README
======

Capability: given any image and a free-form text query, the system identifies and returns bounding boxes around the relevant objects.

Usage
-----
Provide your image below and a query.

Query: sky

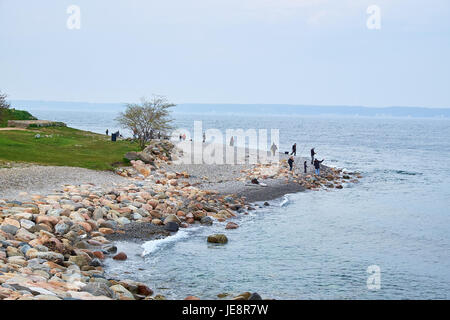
[0,0,449,107]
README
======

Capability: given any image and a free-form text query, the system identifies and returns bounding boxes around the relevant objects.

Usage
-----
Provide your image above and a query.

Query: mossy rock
[207,234,228,244]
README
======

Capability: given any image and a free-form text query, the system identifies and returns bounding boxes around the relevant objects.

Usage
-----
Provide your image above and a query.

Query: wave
[280,196,290,207]
[141,227,199,257]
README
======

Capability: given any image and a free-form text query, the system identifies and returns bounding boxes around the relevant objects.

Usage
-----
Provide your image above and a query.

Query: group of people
[287,145,325,176]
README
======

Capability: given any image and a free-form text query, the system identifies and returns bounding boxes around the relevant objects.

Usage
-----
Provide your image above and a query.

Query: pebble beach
[0,141,360,300]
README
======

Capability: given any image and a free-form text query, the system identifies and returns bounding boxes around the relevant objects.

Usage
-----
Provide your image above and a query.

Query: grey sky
[0,0,449,107]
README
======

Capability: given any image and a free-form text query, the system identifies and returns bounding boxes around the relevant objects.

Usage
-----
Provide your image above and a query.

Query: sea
[25,106,450,299]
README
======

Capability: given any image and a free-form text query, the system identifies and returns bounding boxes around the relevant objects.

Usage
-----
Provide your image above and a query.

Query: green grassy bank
[0,108,37,127]
[0,126,139,170]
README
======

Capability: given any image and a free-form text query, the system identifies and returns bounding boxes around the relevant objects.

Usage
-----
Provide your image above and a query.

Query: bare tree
[0,91,11,123]
[116,95,175,149]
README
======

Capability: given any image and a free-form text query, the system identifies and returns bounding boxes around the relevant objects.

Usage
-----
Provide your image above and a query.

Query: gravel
[0,165,131,201]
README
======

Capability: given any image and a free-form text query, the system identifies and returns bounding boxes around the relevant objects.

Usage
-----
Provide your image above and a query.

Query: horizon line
[9,98,450,110]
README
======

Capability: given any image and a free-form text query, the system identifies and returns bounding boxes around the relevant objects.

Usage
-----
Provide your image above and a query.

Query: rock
[264,202,270,206]
[20,219,35,231]
[110,284,134,300]
[93,251,105,260]
[113,252,127,261]
[89,258,103,267]
[1,224,18,235]
[117,217,131,225]
[15,228,37,242]
[151,219,162,225]
[93,208,105,220]
[164,222,179,232]
[6,246,23,257]
[200,216,213,226]
[99,228,114,235]
[234,292,252,300]
[104,245,117,254]
[225,222,239,230]
[207,234,228,244]
[249,292,262,300]
[54,222,69,235]
[69,254,92,267]
[185,296,200,300]
[124,152,140,161]
[137,285,153,296]
[163,214,181,225]
[36,252,64,263]
[82,282,115,298]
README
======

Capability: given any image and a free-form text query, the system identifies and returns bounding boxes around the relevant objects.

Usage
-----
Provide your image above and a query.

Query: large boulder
[207,234,228,244]
[163,214,181,225]
[164,222,179,232]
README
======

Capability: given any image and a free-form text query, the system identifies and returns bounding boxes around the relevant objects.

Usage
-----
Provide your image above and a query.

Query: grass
[0,126,140,170]
[0,108,37,127]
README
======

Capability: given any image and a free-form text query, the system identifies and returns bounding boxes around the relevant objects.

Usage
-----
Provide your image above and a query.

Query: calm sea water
[29,108,450,299]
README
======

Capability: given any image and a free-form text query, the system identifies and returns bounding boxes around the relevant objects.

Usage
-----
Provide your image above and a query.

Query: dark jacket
[311,149,316,157]
[313,159,323,169]
[288,158,294,167]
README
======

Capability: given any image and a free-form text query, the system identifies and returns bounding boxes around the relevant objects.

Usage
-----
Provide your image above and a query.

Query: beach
[0,140,353,300]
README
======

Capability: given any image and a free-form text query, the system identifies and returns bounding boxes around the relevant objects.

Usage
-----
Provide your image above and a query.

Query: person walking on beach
[270,142,278,156]
[230,136,234,146]
[105,129,109,136]
[291,143,297,156]
[288,156,294,171]
[203,132,206,143]
[304,161,308,174]
[313,158,324,175]
[311,148,316,164]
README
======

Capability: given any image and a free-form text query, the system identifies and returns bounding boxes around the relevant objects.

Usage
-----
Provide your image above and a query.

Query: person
[179,134,182,141]
[291,143,297,156]
[203,132,206,143]
[313,158,324,175]
[182,133,186,141]
[311,148,316,164]
[230,136,234,146]
[288,156,294,171]
[158,132,161,140]
[270,142,278,156]
[304,161,308,174]
[105,129,109,136]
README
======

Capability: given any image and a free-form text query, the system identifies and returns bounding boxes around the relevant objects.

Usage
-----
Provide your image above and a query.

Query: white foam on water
[280,195,290,207]
[141,227,200,257]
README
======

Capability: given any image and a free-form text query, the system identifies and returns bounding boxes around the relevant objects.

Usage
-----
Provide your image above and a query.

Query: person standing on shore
[270,142,278,156]
[230,136,234,146]
[291,143,297,156]
[311,148,316,164]
[313,158,324,175]
[288,156,294,171]
[105,129,109,136]
[304,161,308,174]
[203,132,206,143]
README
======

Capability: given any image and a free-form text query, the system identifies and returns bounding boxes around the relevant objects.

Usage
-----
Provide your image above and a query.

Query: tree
[116,95,175,149]
[0,91,11,123]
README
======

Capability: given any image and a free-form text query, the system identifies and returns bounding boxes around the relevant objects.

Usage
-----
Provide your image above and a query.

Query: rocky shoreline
[0,141,361,300]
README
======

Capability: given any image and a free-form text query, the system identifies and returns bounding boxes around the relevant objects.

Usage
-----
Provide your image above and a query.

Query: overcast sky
[0,0,449,107]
